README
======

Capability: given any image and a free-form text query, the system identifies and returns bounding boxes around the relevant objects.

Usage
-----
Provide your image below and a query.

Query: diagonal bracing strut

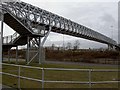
[27,26,52,65]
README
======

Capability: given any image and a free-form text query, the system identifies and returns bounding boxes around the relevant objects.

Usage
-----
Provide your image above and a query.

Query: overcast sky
[2,0,119,49]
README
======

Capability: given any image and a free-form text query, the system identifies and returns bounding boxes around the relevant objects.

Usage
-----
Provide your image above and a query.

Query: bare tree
[66,42,72,50]
[74,40,80,50]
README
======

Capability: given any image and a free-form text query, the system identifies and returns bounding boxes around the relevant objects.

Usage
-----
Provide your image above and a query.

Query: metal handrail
[2,3,45,36]
[3,32,19,44]
[1,63,120,88]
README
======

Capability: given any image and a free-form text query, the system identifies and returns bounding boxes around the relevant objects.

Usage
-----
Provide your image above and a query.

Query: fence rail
[1,63,120,89]
[3,32,19,44]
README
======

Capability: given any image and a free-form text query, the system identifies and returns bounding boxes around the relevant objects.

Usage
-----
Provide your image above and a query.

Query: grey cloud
[36,1,118,47]
[99,13,118,41]
[100,13,116,24]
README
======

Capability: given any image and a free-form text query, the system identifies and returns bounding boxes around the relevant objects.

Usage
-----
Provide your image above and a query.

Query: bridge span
[0,1,120,64]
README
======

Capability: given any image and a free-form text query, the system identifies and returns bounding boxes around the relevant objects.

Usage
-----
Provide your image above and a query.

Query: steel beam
[38,37,41,64]
[41,26,51,46]
[27,36,30,64]
[108,44,113,50]
[0,13,4,63]
[16,46,18,64]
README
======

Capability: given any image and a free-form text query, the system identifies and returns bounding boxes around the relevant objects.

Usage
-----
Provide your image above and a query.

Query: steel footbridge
[0,1,119,63]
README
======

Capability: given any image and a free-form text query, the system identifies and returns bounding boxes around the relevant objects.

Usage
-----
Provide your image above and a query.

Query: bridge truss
[0,1,119,64]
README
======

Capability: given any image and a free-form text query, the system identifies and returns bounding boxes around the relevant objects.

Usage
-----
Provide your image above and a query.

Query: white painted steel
[1,63,119,89]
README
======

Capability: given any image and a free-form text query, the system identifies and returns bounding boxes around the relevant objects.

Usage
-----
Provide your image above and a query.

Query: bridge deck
[1,1,120,51]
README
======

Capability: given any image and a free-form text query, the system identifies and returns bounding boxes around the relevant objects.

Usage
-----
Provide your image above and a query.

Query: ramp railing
[3,32,19,44]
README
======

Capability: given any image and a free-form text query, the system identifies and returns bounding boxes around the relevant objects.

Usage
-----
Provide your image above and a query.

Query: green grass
[2,61,119,89]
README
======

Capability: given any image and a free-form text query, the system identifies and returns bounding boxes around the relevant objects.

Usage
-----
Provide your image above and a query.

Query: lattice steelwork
[1,1,118,46]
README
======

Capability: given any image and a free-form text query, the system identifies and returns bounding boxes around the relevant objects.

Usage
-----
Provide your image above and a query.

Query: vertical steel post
[0,13,4,62]
[89,69,92,88]
[18,66,20,89]
[42,68,44,89]
[40,26,52,64]
[16,46,18,64]
[27,36,30,64]
[38,37,41,64]
[108,44,113,50]
[108,45,110,50]
[8,50,10,63]
[0,11,4,90]
[11,35,12,43]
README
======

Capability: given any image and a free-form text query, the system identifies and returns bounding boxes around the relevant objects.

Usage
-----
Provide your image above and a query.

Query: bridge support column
[0,13,4,63]
[26,36,30,64]
[26,37,43,65]
[39,26,52,64]
[108,44,114,50]
[0,13,3,90]
[38,37,42,64]
[26,26,51,65]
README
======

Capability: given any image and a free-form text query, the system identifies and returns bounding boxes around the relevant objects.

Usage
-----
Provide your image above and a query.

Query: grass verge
[2,61,119,89]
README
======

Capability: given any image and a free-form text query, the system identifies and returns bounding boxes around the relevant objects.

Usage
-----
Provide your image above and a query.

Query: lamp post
[0,8,4,90]
[111,25,113,39]
[0,13,4,63]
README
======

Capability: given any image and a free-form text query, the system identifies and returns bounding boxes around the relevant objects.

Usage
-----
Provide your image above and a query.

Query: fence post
[11,35,12,43]
[42,68,44,89]
[89,69,92,88]
[18,66,21,89]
